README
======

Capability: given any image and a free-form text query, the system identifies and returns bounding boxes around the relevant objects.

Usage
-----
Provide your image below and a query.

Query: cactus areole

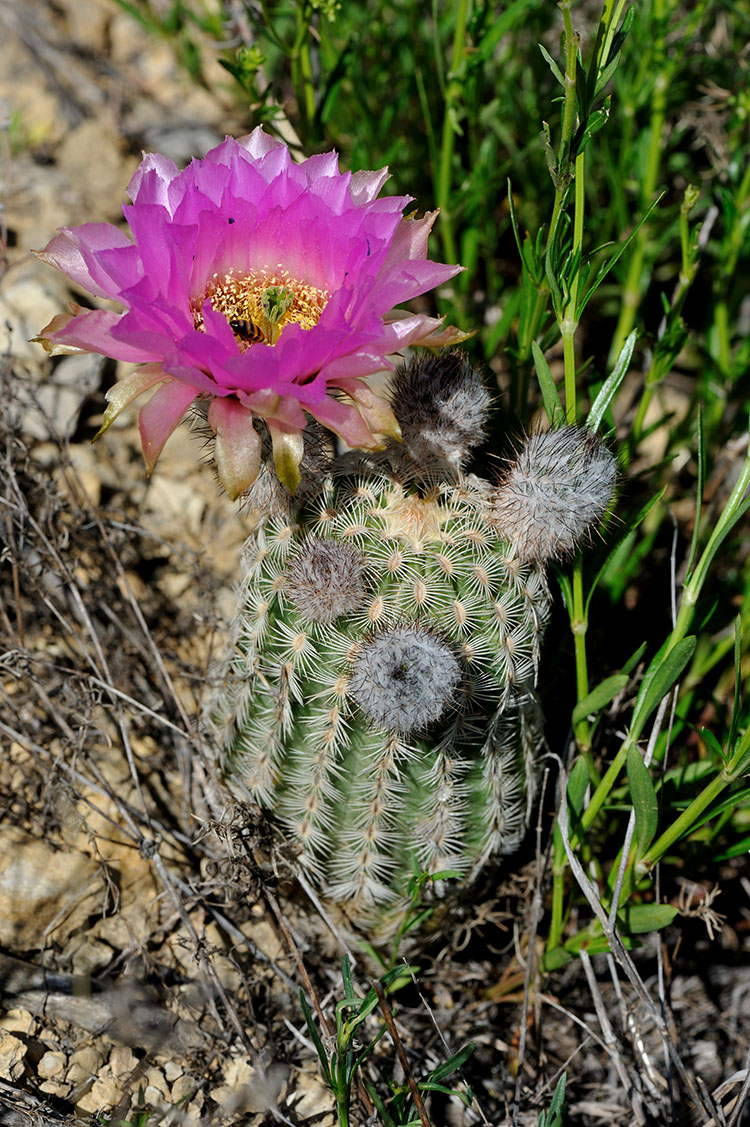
[210,352,616,927]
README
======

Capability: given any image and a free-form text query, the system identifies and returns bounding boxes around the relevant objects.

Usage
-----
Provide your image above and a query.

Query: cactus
[208,353,616,927]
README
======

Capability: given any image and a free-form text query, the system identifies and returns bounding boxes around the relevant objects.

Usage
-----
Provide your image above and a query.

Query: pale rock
[38,1050,66,1079]
[66,1045,104,1086]
[291,1065,333,1120]
[164,1059,183,1082]
[40,1077,73,1098]
[143,1085,168,1107]
[68,937,115,976]
[76,1073,123,1114]
[0,826,102,948]
[22,353,103,442]
[109,1045,139,1081]
[144,1068,170,1098]
[171,1074,195,1103]
[0,1034,27,1081]
[0,259,71,364]
[56,118,137,220]
[0,1008,36,1035]
[209,1057,285,1114]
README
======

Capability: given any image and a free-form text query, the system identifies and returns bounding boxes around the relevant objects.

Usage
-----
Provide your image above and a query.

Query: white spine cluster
[350,625,461,734]
[492,426,617,561]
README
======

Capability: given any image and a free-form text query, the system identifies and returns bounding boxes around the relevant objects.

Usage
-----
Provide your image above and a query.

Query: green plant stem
[292,3,316,139]
[713,157,750,375]
[575,435,750,842]
[436,0,470,265]
[548,1,580,243]
[608,0,666,365]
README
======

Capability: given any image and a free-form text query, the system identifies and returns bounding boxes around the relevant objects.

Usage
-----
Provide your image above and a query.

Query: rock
[291,1064,333,1120]
[66,1045,104,1086]
[0,826,103,949]
[0,1009,36,1035]
[38,1050,66,1078]
[76,1072,123,1114]
[0,1034,27,1081]
[109,1045,138,1081]
[164,1060,183,1082]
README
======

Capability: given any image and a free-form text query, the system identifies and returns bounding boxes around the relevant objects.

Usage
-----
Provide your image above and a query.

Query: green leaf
[538,1072,567,1127]
[700,727,728,767]
[299,991,332,1086]
[713,833,750,861]
[538,42,565,87]
[627,746,659,859]
[572,673,629,726]
[532,341,565,425]
[685,407,706,579]
[365,1081,396,1127]
[587,329,636,432]
[567,756,590,818]
[622,640,648,677]
[632,636,697,736]
[574,95,612,156]
[427,1042,476,1083]
[616,903,678,935]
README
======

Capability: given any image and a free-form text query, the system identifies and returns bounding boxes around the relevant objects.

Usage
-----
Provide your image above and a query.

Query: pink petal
[379,312,472,352]
[138,380,201,474]
[349,168,390,205]
[36,225,136,299]
[307,395,383,449]
[33,312,89,356]
[93,364,171,441]
[46,308,159,362]
[207,398,262,499]
[126,153,180,209]
[236,127,287,160]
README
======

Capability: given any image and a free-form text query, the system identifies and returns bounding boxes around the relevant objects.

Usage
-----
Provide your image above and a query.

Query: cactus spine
[209,353,615,926]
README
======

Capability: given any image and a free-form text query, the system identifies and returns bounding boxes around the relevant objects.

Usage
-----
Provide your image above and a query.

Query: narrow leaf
[572,673,629,726]
[427,1042,476,1083]
[532,341,565,425]
[616,903,678,934]
[588,329,636,432]
[627,746,659,859]
[622,640,648,677]
[685,407,706,578]
[538,42,565,87]
[632,636,697,735]
[299,991,332,1085]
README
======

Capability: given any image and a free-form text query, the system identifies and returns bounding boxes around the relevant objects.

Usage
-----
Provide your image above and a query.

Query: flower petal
[138,380,201,474]
[307,395,384,449]
[33,312,89,356]
[93,364,172,441]
[343,381,402,442]
[207,398,262,499]
[45,308,160,362]
[35,225,137,299]
[268,422,305,493]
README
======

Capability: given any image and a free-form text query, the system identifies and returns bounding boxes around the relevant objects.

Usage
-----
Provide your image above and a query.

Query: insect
[229,318,266,345]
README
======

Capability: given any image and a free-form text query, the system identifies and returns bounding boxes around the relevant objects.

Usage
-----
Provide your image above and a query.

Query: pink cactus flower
[35,129,465,497]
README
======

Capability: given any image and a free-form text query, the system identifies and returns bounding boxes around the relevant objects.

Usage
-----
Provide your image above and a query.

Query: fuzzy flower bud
[286,539,368,623]
[492,426,617,562]
[389,350,491,475]
[350,625,461,734]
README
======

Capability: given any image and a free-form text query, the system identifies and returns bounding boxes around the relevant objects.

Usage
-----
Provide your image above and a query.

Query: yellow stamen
[192,267,329,349]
